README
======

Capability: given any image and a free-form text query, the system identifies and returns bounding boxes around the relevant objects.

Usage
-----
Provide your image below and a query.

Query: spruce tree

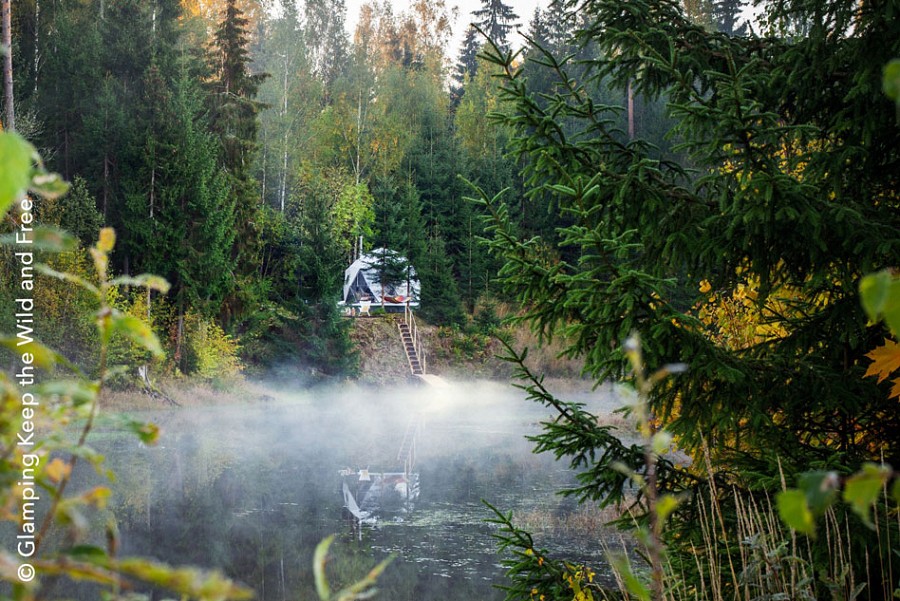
[123,64,234,317]
[477,0,900,595]
[544,1,575,54]
[525,8,548,48]
[208,0,267,321]
[712,0,747,36]
[209,0,266,176]
[36,176,103,246]
[419,229,464,326]
[294,173,357,375]
[471,0,519,51]
[452,25,480,101]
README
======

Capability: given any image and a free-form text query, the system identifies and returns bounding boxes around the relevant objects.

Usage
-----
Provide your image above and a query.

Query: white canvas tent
[340,248,420,310]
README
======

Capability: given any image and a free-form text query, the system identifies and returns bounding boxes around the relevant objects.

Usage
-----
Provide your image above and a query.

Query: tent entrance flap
[340,248,421,308]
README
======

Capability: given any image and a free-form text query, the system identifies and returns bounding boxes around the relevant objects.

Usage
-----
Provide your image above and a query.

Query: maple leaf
[863,339,900,384]
[892,378,900,401]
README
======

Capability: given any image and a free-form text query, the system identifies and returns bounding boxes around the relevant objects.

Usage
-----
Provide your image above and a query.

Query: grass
[100,377,277,412]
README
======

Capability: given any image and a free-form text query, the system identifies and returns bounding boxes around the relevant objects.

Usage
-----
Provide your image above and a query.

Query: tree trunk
[279,53,289,211]
[355,90,363,184]
[149,165,155,218]
[280,141,287,211]
[627,80,634,140]
[103,153,110,217]
[260,125,267,205]
[2,0,15,131]
[32,0,38,95]
[175,308,184,369]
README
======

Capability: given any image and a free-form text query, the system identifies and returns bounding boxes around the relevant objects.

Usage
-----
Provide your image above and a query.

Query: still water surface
[65,380,621,600]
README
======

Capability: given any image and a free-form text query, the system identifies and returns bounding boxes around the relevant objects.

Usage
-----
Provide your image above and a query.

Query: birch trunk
[33,0,38,94]
[2,0,14,131]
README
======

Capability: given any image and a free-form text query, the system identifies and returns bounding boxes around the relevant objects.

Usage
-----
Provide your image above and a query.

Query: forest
[0,0,560,378]
[1,0,900,599]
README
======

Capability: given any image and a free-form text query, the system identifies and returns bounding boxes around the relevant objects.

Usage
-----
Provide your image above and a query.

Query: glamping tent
[340,248,420,312]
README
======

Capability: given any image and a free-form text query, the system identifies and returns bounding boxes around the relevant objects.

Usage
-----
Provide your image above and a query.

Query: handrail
[403,303,427,375]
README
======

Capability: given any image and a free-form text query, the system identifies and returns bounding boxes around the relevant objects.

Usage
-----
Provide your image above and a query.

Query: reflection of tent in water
[340,248,420,311]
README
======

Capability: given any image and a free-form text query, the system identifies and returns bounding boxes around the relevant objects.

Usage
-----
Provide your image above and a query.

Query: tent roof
[342,248,420,304]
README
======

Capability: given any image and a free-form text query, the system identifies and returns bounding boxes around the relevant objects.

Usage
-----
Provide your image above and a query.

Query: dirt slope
[348,315,511,385]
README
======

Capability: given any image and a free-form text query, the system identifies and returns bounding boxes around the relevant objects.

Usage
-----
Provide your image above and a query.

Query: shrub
[182,311,242,380]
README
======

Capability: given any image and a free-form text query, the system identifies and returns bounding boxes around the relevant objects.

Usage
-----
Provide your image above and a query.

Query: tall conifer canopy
[453,25,481,98]
[209,0,266,173]
[471,0,519,51]
[478,0,900,491]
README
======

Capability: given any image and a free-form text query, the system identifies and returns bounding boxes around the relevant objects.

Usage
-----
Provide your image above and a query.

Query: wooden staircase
[399,305,426,376]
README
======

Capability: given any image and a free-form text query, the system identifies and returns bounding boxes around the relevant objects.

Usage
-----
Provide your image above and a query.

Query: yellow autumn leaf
[863,339,900,384]
[45,458,72,484]
[81,486,112,509]
[891,378,900,401]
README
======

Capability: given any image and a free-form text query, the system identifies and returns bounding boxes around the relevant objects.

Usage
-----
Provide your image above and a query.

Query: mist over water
[57,379,624,600]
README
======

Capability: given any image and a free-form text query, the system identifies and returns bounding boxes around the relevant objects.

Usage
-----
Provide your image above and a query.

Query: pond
[44,379,628,600]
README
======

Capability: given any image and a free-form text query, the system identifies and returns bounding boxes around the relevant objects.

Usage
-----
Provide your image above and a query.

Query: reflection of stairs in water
[397,414,423,476]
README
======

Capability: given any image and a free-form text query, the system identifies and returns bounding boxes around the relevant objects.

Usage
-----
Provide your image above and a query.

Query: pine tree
[209,0,266,176]
[471,0,519,51]
[123,64,234,316]
[452,25,480,101]
[544,1,576,54]
[208,0,267,322]
[477,0,900,594]
[418,229,464,326]
[525,7,548,48]
[712,0,747,36]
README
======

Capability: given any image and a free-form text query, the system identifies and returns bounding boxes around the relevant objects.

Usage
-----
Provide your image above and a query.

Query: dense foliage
[474,0,900,598]
[1,0,602,378]
[3,0,900,597]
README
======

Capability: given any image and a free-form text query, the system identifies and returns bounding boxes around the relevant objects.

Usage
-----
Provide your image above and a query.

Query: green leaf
[609,553,651,601]
[0,226,79,252]
[656,493,680,528]
[651,431,673,456]
[843,463,891,526]
[29,172,70,199]
[109,273,171,294]
[32,226,79,252]
[776,489,816,536]
[0,132,34,215]
[860,271,892,320]
[125,419,160,445]
[35,263,100,295]
[860,270,900,336]
[109,311,163,358]
[35,380,98,406]
[335,555,394,600]
[797,471,839,516]
[891,477,900,505]
[0,338,61,370]
[63,545,109,563]
[314,535,334,600]
[115,559,253,600]
[884,59,900,102]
